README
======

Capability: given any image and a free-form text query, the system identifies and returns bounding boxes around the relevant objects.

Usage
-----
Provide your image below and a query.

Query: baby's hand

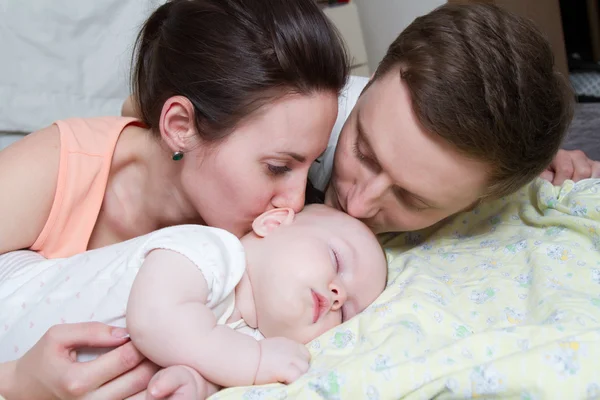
[144,365,216,400]
[254,337,311,385]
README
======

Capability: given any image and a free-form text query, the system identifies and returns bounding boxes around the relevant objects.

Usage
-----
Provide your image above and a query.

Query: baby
[0,204,387,398]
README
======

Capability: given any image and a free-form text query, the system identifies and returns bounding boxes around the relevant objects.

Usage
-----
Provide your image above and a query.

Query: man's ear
[158,95,198,153]
[252,208,296,237]
[462,198,481,213]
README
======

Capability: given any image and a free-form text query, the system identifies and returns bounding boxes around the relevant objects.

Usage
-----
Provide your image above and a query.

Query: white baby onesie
[0,225,263,363]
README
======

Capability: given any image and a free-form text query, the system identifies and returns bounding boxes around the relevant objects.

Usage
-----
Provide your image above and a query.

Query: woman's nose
[271,176,307,212]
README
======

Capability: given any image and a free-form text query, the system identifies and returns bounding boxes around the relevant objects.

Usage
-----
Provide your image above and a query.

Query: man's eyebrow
[356,111,368,145]
[356,112,377,158]
[277,152,306,163]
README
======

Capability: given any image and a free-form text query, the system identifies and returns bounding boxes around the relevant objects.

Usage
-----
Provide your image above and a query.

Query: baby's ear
[252,208,295,237]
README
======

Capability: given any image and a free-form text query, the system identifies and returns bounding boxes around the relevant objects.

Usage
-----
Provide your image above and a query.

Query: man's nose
[346,175,389,219]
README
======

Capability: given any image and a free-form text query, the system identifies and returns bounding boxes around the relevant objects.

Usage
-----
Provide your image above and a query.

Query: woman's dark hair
[132,0,349,140]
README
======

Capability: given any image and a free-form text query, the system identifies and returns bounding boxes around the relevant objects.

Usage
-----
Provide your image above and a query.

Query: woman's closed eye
[267,164,291,175]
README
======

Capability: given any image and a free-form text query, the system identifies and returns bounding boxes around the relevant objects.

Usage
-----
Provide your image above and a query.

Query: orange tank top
[30,117,141,258]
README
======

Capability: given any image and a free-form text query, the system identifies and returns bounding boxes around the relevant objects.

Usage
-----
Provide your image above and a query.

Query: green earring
[172,151,184,161]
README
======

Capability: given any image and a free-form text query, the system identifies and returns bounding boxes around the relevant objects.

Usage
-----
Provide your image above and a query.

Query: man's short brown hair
[372,3,574,198]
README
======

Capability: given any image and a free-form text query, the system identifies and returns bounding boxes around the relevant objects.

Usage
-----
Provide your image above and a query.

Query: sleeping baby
[0,204,387,399]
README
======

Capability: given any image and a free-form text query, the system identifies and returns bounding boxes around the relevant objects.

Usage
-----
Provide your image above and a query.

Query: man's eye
[352,140,366,161]
[407,201,428,212]
[393,187,429,212]
[353,139,380,172]
[267,164,291,175]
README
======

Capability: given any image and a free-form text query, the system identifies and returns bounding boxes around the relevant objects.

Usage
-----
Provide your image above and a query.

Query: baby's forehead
[298,212,361,235]
[300,205,359,225]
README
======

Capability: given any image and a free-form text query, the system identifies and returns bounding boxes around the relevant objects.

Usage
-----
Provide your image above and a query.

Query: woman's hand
[1,322,159,400]
[541,149,600,185]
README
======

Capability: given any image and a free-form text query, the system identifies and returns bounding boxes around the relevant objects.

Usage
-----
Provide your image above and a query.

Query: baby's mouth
[312,290,330,323]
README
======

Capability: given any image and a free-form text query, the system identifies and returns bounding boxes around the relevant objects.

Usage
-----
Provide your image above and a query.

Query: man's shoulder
[308,75,369,193]
[334,75,369,139]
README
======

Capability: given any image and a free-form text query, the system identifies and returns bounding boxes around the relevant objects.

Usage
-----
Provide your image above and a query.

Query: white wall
[0,0,162,132]
[354,0,445,73]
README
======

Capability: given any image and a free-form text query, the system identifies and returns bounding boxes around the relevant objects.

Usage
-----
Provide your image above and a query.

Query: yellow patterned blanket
[214,178,600,399]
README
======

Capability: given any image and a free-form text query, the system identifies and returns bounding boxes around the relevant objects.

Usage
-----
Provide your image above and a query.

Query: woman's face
[182,92,338,237]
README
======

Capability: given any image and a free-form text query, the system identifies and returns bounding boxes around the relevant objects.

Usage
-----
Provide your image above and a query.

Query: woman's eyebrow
[276,151,306,162]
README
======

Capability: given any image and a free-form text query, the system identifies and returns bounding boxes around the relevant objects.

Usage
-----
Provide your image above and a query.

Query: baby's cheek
[321,315,342,335]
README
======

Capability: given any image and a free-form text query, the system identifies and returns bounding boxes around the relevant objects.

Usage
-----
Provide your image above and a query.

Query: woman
[0,0,348,398]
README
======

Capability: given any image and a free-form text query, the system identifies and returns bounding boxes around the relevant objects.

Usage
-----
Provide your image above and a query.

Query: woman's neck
[108,126,204,233]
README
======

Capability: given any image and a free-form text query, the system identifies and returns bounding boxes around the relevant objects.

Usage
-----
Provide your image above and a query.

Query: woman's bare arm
[0,125,60,254]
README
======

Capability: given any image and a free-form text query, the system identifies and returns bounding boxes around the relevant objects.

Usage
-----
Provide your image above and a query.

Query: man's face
[325,71,490,233]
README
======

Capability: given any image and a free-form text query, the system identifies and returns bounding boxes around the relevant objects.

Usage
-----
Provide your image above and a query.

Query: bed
[213,178,600,399]
[2,3,600,398]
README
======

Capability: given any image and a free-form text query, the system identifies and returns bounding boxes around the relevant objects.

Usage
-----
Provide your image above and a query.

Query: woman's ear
[252,208,296,237]
[158,95,198,152]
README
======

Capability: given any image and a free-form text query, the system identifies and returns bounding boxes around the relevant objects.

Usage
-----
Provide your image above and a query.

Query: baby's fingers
[146,367,190,399]
[281,361,309,384]
[299,345,311,361]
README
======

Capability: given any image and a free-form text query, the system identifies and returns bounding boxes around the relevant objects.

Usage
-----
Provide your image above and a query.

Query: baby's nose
[329,283,347,310]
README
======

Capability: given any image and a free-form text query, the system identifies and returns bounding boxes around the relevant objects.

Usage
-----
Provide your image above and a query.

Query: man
[308,3,600,233]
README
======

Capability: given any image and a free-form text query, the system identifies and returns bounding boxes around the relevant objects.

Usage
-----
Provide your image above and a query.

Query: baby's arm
[126,249,261,388]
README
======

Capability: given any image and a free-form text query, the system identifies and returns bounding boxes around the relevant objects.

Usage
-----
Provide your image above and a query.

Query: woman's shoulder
[54,116,142,153]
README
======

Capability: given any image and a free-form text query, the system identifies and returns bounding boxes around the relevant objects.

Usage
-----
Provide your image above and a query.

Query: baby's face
[243,204,387,344]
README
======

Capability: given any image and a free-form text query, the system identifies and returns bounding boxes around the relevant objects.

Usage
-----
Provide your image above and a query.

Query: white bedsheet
[0,0,165,132]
